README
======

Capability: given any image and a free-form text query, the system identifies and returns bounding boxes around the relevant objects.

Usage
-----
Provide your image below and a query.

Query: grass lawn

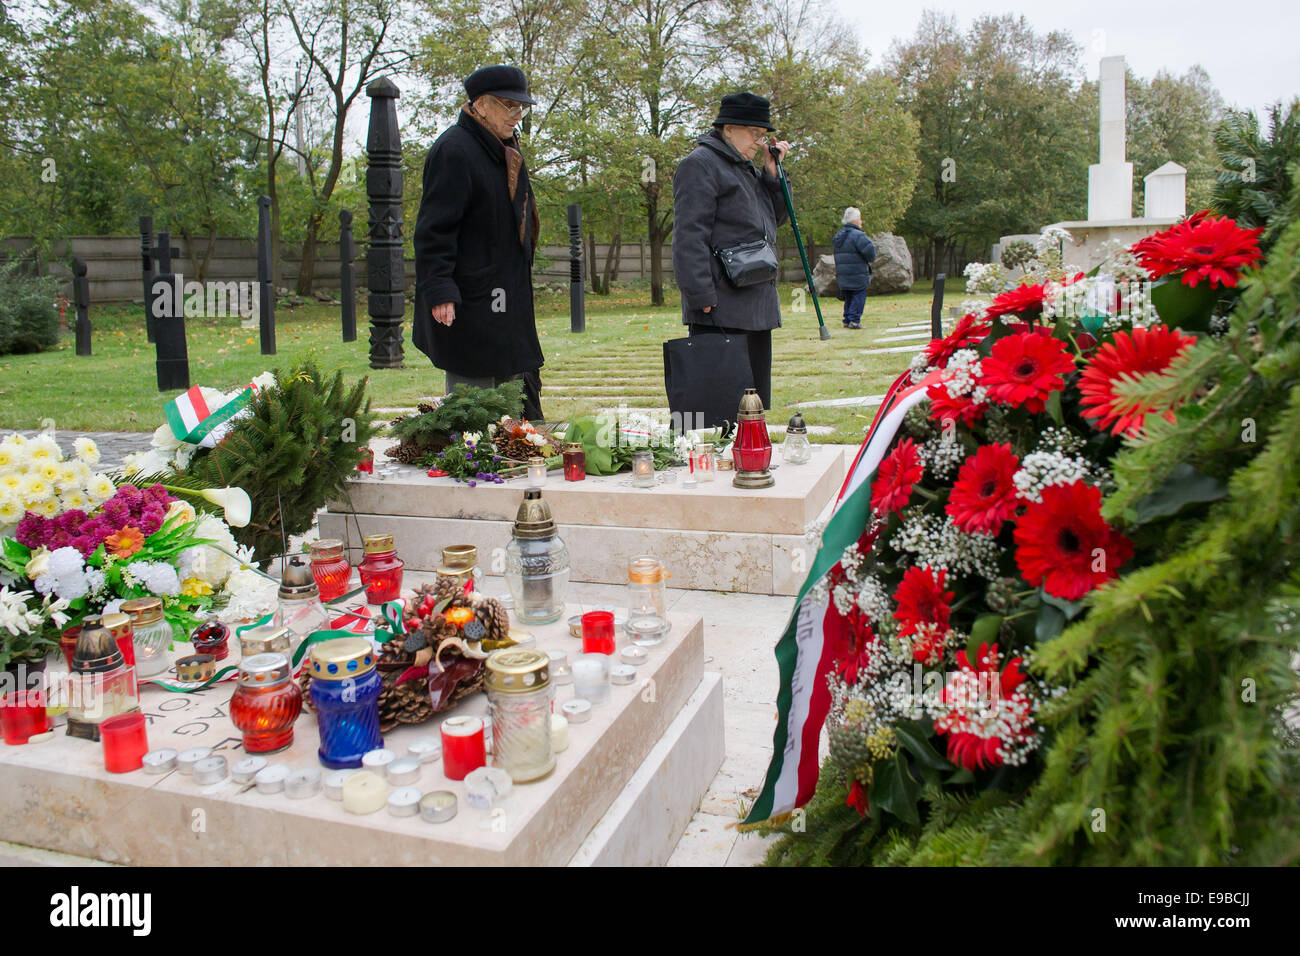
[0,283,936,444]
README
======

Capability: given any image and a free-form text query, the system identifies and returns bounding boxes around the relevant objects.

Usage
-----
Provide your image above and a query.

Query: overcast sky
[835,0,1300,118]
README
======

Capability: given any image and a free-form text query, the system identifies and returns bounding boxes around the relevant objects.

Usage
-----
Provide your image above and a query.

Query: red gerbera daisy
[933,643,1033,771]
[924,313,990,367]
[1077,324,1197,436]
[893,565,953,637]
[1013,480,1134,600]
[1131,211,1265,288]
[926,382,988,427]
[946,443,1021,534]
[871,437,924,515]
[984,273,1084,323]
[978,329,1076,413]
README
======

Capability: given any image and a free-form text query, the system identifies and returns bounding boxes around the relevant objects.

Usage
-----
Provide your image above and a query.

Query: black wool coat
[672,130,789,331]
[413,110,543,378]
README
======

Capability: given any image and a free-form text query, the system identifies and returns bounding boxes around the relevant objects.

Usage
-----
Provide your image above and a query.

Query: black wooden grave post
[340,208,357,342]
[140,216,155,342]
[257,195,276,355]
[930,273,946,339]
[365,77,405,368]
[568,203,585,333]
[73,257,91,356]
[151,270,190,391]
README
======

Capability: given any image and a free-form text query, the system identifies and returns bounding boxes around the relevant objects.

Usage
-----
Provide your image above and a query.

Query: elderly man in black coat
[413,65,545,420]
[672,92,792,409]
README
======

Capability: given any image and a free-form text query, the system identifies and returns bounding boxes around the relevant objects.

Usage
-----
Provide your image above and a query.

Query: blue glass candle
[307,637,383,769]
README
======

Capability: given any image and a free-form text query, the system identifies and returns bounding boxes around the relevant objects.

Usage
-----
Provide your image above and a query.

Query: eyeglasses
[490,96,529,117]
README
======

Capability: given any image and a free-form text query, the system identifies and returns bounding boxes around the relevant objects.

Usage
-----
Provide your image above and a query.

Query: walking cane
[769,145,831,341]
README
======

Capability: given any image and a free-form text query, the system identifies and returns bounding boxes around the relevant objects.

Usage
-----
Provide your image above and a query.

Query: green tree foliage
[1210,100,1300,252]
[185,362,377,563]
[1126,65,1224,213]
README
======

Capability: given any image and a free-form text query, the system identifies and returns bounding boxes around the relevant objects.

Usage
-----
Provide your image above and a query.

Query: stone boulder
[810,233,914,298]
[866,232,913,295]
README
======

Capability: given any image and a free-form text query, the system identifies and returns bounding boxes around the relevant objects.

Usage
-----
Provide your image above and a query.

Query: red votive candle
[191,621,231,662]
[357,447,375,474]
[440,716,486,781]
[1,689,51,745]
[581,611,616,655]
[100,712,149,772]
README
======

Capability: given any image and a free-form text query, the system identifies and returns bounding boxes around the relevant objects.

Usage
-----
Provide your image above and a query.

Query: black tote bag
[662,333,754,432]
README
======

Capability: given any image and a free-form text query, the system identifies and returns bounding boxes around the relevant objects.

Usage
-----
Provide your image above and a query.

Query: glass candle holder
[505,491,569,626]
[60,624,81,670]
[631,449,655,488]
[732,388,775,489]
[100,612,137,681]
[485,648,555,783]
[308,638,383,769]
[358,533,404,604]
[100,712,149,773]
[437,545,482,592]
[526,457,547,489]
[441,716,487,781]
[626,555,670,646]
[275,557,331,659]
[781,413,812,464]
[580,611,616,655]
[309,539,352,602]
[1,689,51,745]
[562,442,586,482]
[231,653,303,754]
[357,447,375,474]
[120,597,173,679]
[693,443,716,483]
[190,620,231,662]
[571,653,611,706]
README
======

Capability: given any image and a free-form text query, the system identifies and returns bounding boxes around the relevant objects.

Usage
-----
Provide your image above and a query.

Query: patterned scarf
[464,108,539,257]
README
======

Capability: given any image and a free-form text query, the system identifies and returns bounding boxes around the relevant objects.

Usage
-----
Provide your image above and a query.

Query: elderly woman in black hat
[413,65,546,420]
[672,92,792,409]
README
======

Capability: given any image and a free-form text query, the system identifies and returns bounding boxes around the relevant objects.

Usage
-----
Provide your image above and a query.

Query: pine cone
[487,599,510,642]
[434,574,462,605]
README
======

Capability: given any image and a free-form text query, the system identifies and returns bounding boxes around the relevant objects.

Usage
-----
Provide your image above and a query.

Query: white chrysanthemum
[121,448,174,479]
[177,514,239,588]
[0,498,22,525]
[87,473,115,502]
[26,435,61,464]
[59,490,89,512]
[73,437,101,465]
[83,568,107,597]
[217,567,278,623]
[124,560,181,597]
[0,445,16,471]
[20,472,51,501]
[47,547,84,578]
[149,422,183,453]
[27,497,58,517]
[36,460,61,483]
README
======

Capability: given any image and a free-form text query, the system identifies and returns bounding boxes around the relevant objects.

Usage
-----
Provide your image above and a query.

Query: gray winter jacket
[672,130,790,331]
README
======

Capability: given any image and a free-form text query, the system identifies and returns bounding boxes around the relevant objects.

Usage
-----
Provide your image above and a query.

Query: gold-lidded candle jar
[437,545,480,590]
[120,597,173,678]
[230,652,302,754]
[626,554,671,646]
[308,538,352,602]
[358,533,404,604]
[484,647,555,783]
[239,623,292,660]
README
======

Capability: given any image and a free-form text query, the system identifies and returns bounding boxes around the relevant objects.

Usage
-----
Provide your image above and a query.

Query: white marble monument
[1088,56,1135,221]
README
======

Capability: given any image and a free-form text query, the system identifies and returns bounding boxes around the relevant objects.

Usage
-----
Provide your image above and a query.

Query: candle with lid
[526,456,547,489]
[100,613,138,697]
[358,533,404,604]
[731,388,775,489]
[238,624,291,660]
[485,647,555,783]
[119,597,173,678]
[190,620,231,661]
[504,490,569,625]
[437,545,481,590]
[562,442,586,482]
[781,412,812,464]
[66,618,139,741]
[275,557,331,658]
[308,637,383,769]
[230,652,302,754]
[625,555,670,646]
[308,538,352,602]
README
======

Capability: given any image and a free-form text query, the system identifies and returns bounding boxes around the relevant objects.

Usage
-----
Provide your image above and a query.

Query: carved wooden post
[257,195,276,355]
[340,208,357,343]
[365,77,405,368]
[73,257,91,356]
[152,271,190,391]
[140,216,156,342]
[930,273,946,339]
[568,204,585,333]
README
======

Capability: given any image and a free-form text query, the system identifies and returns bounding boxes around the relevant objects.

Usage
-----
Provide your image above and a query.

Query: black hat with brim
[465,65,537,106]
[712,92,776,131]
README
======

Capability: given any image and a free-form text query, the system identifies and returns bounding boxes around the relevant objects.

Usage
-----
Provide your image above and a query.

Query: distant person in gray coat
[833,207,876,330]
[672,92,792,409]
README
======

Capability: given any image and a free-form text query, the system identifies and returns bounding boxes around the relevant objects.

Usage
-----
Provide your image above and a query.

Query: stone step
[859,344,923,355]
[796,394,886,409]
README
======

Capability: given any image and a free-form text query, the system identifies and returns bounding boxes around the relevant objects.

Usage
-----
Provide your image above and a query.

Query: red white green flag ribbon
[743,367,943,827]
[164,384,257,446]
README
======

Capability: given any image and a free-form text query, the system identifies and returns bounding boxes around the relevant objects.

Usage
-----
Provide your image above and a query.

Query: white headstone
[1144,161,1187,219]
[1087,55,1134,221]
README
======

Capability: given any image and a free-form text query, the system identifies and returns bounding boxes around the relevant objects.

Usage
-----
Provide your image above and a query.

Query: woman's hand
[764,137,791,177]
[432,302,456,326]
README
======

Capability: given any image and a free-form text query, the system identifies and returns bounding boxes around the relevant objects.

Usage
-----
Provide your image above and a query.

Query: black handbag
[713,237,779,288]
[663,333,754,432]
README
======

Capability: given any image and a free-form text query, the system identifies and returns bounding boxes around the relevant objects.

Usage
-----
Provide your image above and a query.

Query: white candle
[254,764,290,794]
[551,714,569,753]
[572,653,610,704]
[387,786,422,817]
[620,646,648,666]
[323,769,356,801]
[387,757,421,786]
[286,768,322,799]
[342,770,387,815]
[408,738,441,764]
[562,698,592,723]
[232,755,268,784]
[464,766,513,810]
[362,748,396,776]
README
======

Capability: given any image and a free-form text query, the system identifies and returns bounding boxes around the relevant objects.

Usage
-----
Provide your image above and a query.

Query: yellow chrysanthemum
[0,447,13,471]
[26,497,58,517]
[0,498,22,524]
[73,437,101,465]
[180,577,213,597]
[1,474,21,495]
[87,474,115,501]
[27,436,60,464]
[37,461,61,482]
[8,434,28,447]
[20,474,51,501]
[60,490,88,511]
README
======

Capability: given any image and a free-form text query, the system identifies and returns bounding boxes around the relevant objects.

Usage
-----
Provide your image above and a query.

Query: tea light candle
[610,664,637,685]
[567,615,584,638]
[553,664,572,685]
[232,755,268,784]
[324,769,356,801]
[420,790,457,823]
[526,457,547,489]
[193,755,229,785]
[176,747,212,775]
[571,653,610,705]
[143,749,178,774]
[387,757,421,786]
[408,738,441,764]
[387,786,422,817]
[551,714,569,753]
[255,764,290,793]
[362,748,396,776]
[342,770,387,815]
[620,646,648,666]
[464,766,513,810]
[631,449,654,488]
[286,768,322,799]
[562,698,592,723]
[440,716,486,781]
